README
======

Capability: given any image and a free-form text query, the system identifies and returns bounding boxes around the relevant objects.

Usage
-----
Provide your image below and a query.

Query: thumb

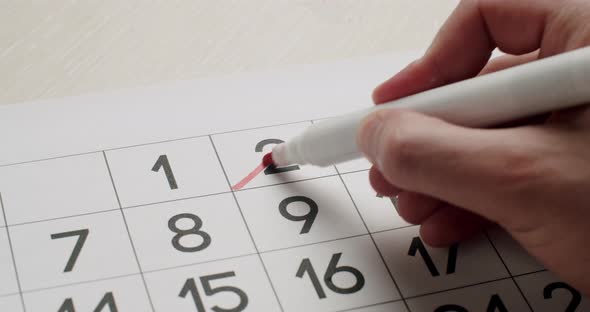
[357,108,548,224]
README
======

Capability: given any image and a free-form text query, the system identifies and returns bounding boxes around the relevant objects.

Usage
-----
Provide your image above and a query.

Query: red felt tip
[262,152,274,167]
[231,152,274,191]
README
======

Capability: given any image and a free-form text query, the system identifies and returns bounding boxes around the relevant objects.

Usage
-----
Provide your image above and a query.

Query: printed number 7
[51,229,89,272]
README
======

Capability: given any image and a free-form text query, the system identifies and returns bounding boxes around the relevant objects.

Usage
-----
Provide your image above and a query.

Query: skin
[357,0,590,296]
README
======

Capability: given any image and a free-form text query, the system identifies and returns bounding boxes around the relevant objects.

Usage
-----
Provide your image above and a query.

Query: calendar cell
[487,225,543,275]
[341,171,410,233]
[0,153,118,225]
[9,211,139,291]
[23,275,152,312]
[261,235,399,312]
[235,176,367,252]
[211,122,337,189]
[406,279,530,311]
[516,270,589,311]
[105,137,229,208]
[124,193,256,271]
[374,227,508,298]
[336,158,372,174]
[0,231,19,296]
[145,254,281,312]
[311,118,372,174]
[348,301,407,312]
[0,294,23,312]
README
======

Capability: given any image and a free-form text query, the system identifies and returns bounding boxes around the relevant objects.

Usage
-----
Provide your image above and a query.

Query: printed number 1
[152,154,178,189]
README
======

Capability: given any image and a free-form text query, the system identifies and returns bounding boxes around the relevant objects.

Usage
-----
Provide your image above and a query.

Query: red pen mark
[232,153,274,191]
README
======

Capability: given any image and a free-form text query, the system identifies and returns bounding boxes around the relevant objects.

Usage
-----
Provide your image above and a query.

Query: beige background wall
[0,1,458,105]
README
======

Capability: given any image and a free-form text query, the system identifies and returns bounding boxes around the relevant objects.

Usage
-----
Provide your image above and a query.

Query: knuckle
[495,148,551,193]
[377,111,425,178]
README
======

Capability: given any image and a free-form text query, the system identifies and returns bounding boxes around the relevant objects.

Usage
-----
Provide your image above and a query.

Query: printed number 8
[168,213,212,252]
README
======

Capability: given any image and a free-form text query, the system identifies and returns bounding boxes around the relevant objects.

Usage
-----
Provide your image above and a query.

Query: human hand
[357,0,590,295]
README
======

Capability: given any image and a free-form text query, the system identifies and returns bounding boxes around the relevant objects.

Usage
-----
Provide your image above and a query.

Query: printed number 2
[296,253,365,299]
[51,229,89,273]
[408,236,458,277]
[255,139,300,175]
[179,271,248,312]
[544,282,581,312]
[152,154,178,189]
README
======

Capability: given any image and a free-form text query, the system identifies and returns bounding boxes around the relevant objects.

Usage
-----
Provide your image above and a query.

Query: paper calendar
[0,51,586,311]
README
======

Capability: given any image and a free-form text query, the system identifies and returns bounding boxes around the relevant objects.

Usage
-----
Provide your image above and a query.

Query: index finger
[373,0,557,104]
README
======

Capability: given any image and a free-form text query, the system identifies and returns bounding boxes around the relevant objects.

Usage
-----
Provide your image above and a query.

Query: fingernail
[358,113,384,165]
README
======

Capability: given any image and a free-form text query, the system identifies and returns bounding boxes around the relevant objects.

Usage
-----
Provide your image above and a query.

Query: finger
[373,0,565,104]
[395,191,441,225]
[369,166,402,197]
[478,51,539,75]
[420,205,488,247]
[358,108,548,223]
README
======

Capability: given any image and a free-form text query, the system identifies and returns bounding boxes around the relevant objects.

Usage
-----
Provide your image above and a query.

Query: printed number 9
[279,196,318,234]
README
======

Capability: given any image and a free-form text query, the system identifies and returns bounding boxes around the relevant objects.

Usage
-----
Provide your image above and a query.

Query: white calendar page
[0,51,587,312]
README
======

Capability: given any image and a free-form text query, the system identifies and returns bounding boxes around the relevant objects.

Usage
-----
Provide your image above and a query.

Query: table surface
[0,1,457,106]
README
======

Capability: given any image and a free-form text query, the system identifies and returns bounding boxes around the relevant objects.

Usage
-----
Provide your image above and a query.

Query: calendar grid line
[335,299,403,312]
[16,272,140,295]
[1,193,414,237]
[105,120,311,154]
[261,233,369,254]
[7,208,122,228]
[402,268,548,301]
[0,118,324,170]
[102,152,156,312]
[333,165,411,312]
[0,291,20,298]
[142,252,259,274]
[0,193,27,312]
[370,224,418,234]
[0,118,568,310]
[1,264,548,300]
[208,135,286,312]
[0,151,100,169]
[484,231,535,311]
[233,173,340,192]
[121,171,371,210]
